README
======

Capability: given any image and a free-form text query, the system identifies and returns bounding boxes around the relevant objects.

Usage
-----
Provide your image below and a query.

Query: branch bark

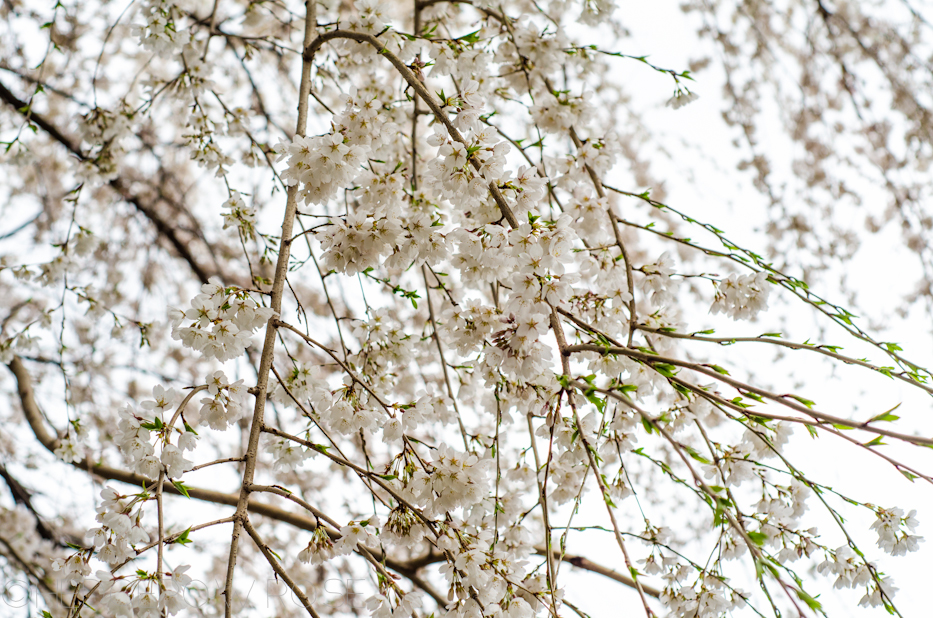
[0,79,216,285]
[221,3,318,615]
[8,353,659,597]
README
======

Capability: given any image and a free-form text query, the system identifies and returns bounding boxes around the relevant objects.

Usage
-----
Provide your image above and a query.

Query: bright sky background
[553,3,933,616]
[5,2,932,617]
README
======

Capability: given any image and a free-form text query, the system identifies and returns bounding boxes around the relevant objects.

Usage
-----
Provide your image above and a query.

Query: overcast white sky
[555,3,933,616]
[5,2,932,617]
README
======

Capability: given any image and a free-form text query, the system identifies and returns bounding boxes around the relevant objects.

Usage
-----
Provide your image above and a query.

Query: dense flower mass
[1,1,932,618]
[169,278,276,362]
[710,272,771,320]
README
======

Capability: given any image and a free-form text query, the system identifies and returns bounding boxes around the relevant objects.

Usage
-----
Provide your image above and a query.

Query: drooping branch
[12,351,655,597]
[636,323,933,397]
[550,311,656,616]
[302,29,519,228]
[0,79,217,285]
[562,343,933,446]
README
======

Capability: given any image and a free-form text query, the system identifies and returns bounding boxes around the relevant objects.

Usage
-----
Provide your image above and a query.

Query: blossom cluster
[197,370,248,430]
[169,278,275,362]
[133,0,190,56]
[710,271,772,320]
[661,574,747,618]
[871,507,923,556]
[85,487,150,568]
[406,444,493,517]
[112,385,195,478]
[13,0,930,617]
[298,518,380,565]
[278,90,392,208]
[817,545,899,608]
[221,190,258,239]
[76,105,133,184]
[53,485,193,616]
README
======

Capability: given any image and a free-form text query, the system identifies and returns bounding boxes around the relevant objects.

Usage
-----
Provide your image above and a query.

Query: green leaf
[787,394,815,409]
[746,531,768,547]
[795,588,823,611]
[584,391,606,414]
[863,436,886,447]
[171,480,191,499]
[457,29,482,44]
[174,527,193,546]
[652,362,678,378]
[730,396,752,409]
[602,490,617,508]
[145,416,165,430]
[868,403,901,424]
[712,496,732,526]
[708,364,730,376]
[755,556,781,580]
[682,445,711,464]
[671,381,692,397]
[640,416,654,434]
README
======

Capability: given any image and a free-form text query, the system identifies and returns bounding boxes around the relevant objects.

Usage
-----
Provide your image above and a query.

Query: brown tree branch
[562,343,933,446]
[9,355,665,599]
[0,79,215,285]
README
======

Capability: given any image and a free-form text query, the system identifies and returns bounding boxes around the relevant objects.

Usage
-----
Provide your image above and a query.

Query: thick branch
[0,79,215,285]
[9,357,321,532]
[542,550,661,598]
[0,464,54,541]
[223,3,318,614]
